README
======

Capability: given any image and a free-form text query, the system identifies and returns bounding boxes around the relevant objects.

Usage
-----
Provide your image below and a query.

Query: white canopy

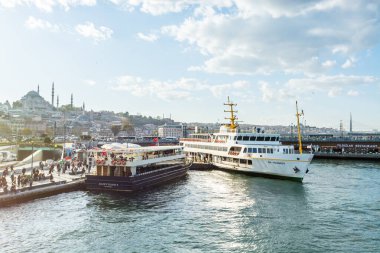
[101,143,141,150]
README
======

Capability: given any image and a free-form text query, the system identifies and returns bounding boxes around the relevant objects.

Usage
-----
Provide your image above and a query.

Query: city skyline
[1,1,380,131]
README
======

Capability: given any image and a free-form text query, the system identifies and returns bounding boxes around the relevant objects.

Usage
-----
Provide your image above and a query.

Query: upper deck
[88,146,185,167]
[181,131,281,146]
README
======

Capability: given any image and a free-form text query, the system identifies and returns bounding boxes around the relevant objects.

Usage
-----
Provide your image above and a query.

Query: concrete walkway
[0,163,85,194]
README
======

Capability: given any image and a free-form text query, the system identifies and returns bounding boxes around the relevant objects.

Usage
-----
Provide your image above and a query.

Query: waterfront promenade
[0,161,85,206]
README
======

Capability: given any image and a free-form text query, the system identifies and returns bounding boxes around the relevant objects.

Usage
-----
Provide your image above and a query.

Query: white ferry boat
[180,98,314,182]
[85,145,190,192]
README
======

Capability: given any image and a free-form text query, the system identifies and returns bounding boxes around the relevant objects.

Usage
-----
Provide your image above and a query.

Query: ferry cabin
[88,146,184,177]
[182,126,297,162]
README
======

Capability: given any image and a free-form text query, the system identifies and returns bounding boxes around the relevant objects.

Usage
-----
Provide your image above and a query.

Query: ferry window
[276,137,279,141]
[258,148,262,153]
[234,136,237,140]
[270,137,276,141]
[269,149,273,154]
[243,136,249,141]
[265,137,270,141]
[257,136,264,141]
[248,160,252,165]
[243,148,247,153]
[263,148,267,153]
[252,148,257,153]
[250,136,256,141]
[248,148,252,153]
[237,136,242,140]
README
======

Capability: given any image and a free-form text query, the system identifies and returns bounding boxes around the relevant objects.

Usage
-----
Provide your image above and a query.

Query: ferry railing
[95,153,184,166]
[180,138,228,143]
[180,138,212,143]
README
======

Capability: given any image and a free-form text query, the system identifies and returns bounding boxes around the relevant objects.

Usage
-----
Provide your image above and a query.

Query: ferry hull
[85,165,188,192]
[212,157,312,182]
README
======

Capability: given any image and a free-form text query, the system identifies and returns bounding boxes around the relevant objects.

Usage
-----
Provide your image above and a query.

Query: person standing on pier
[10,166,14,183]
[2,167,8,177]
[17,174,21,188]
[57,162,61,176]
[39,161,44,171]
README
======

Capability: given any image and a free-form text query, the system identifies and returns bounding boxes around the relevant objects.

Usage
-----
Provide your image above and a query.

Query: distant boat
[85,145,190,192]
[180,98,314,182]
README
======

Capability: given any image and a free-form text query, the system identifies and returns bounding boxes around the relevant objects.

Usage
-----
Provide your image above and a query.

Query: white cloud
[322,60,336,68]
[111,75,250,101]
[84,79,96,86]
[258,74,377,102]
[327,87,342,97]
[347,89,359,96]
[0,0,96,12]
[110,0,233,16]
[137,32,158,42]
[341,57,356,69]
[160,1,380,76]
[24,16,60,32]
[58,0,96,11]
[75,22,113,42]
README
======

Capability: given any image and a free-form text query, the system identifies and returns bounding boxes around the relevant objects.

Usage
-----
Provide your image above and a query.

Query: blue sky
[1,0,380,131]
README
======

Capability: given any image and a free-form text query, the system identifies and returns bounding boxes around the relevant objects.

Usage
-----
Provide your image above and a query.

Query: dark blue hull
[85,165,188,192]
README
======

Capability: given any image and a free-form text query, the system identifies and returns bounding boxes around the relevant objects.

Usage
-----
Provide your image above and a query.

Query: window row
[185,144,228,152]
[234,136,279,142]
[243,147,275,154]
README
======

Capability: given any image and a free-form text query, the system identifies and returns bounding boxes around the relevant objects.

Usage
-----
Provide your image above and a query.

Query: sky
[0,0,380,131]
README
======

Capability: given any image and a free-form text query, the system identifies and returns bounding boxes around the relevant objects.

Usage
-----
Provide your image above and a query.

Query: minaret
[57,96,59,108]
[37,84,40,95]
[350,113,352,133]
[71,93,73,109]
[83,102,85,111]
[51,82,55,106]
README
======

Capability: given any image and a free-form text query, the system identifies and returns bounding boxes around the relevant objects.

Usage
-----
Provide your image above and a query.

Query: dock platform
[0,164,86,207]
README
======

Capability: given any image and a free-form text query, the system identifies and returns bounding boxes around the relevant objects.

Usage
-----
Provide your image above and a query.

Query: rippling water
[1,159,380,253]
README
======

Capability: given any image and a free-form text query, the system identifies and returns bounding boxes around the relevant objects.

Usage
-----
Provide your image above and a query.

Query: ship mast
[296,101,304,154]
[224,96,238,131]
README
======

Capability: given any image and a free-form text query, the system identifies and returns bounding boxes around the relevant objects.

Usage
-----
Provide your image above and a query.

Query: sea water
[1,159,379,253]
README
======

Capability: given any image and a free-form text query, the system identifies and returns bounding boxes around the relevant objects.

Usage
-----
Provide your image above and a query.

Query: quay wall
[313,152,380,161]
[0,180,85,207]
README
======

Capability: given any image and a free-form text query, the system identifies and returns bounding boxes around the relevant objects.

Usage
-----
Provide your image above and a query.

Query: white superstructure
[180,98,314,182]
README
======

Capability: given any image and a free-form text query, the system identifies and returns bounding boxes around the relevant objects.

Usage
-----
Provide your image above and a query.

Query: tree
[44,136,52,144]
[110,124,122,137]
[21,128,32,136]
[12,101,22,109]
[0,123,11,136]
[122,118,134,133]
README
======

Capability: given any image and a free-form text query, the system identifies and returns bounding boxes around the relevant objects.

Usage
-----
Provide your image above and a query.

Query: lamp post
[31,141,34,170]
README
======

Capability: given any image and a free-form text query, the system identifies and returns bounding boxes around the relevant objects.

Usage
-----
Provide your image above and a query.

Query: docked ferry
[85,145,189,192]
[180,98,314,182]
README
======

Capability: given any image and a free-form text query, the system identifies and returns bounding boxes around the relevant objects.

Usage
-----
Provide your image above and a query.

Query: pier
[281,136,380,161]
[0,163,85,207]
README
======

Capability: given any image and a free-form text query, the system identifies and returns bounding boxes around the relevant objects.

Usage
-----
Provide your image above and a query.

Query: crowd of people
[0,158,88,194]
